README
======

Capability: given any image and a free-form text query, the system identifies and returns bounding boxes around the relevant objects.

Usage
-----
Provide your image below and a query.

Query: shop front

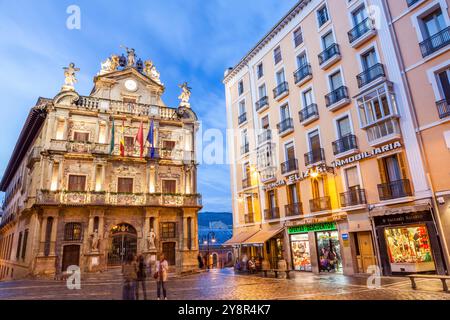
[288,221,343,274]
[373,210,446,275]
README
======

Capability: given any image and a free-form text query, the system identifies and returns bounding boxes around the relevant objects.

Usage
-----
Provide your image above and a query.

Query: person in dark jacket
[197,253,204,269]
[136,255,147,300]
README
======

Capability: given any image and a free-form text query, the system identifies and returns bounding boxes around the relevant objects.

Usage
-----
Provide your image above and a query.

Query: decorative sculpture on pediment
[144,60,162,85]
[99,55,120,75]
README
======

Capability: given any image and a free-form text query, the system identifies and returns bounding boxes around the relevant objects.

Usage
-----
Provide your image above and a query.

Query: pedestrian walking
[122,253,138,300]
[154,253,169,300]
[136,255,147,300]
[197,253,204,269]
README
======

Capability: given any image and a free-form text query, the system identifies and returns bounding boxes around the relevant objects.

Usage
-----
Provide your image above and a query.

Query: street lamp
[202,231,216,269]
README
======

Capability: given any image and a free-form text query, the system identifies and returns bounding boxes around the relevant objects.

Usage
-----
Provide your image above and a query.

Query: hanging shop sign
[262,164,334,191]
[373,210,433,227]
[288,222,337,234]
[333,141,402,168]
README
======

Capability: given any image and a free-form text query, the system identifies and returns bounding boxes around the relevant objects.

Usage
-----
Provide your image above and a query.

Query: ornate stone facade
[0,51,201,280]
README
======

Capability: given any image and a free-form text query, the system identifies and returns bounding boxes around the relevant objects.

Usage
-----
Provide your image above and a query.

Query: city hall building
[224,0,450,276]
[0,50,202,280]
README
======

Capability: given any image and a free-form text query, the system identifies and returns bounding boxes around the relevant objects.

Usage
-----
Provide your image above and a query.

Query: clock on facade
[124,79,138,92]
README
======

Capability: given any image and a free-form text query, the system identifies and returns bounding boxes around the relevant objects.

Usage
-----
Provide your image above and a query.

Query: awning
[241,227,284,246]
[223,230,259,246]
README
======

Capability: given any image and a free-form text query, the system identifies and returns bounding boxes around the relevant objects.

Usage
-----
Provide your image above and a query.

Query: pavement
[0,268,449,300]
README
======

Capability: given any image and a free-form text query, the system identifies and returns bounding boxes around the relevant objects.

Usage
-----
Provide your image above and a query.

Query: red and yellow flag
[119,120,125,157]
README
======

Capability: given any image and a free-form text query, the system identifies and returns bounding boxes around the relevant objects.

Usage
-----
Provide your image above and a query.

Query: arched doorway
[108,223,137,266]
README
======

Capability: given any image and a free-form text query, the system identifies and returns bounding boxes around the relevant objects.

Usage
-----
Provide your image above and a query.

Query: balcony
[294,64,313,86]
[348,18,377,48]
[155,148,194,163]
[378,179,413,201]
[258,130,272,145]
[318,44,341,69]
[273,82,289,101]
[281,158,298,175]
[332,134,359,157]
[242,177,252,189]
[238,112,247,126]
[299,104,319,126]
[264,207,280,221]
[366,118,401,147]
[285,203,303,217]
[309,196,331,213]
[241,143,250,155]
[436,99,450,119]
[255,96,269,113]
[325,86,351,111]
[419,26,450,58]
[304,148,325,167]
[340,189,367,208]
[407,0,421,6]
[260,167,277,183]
[36,190,202,207]
[245,214,255,224]
[277,118,294,137]
[357,64,386,89]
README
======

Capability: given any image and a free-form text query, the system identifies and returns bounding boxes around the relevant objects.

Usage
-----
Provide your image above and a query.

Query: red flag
[119,120,125,157]
[135,121,144,158]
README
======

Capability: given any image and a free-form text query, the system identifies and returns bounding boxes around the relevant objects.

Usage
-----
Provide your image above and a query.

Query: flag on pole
[147,119,155,158]
[109,120,115,155]
[135,121,144,158]
[119,120,125,157]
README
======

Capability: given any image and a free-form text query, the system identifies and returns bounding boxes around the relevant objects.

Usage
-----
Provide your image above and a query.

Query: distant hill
[198,212,233,227]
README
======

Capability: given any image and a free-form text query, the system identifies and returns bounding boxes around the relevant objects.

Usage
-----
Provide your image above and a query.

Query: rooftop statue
[144,60,162,85]
[120,45,136,67]
[99,55,120,75]
[62,62,80,91]
[178,82,192,108]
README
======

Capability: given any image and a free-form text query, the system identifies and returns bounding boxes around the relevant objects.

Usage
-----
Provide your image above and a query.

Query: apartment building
[0,51,202,280]
[224,0,449,276]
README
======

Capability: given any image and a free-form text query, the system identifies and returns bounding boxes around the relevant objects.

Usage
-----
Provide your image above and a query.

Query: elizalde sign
[333,141,402,168]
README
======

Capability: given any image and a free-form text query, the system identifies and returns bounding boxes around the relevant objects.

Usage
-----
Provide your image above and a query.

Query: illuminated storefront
[374,210,446,275]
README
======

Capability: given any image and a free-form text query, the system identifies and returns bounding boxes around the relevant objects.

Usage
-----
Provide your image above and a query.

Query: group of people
[197,253,215,270]
[319,247,339,272]
[234,256,261,273]
[122,253,169,300]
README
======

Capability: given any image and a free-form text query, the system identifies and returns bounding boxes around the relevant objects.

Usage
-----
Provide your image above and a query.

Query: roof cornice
[223,0,312,84]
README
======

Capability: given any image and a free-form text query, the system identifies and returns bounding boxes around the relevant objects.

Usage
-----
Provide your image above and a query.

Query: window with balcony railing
[420,25,450,57]
[277,118,294,134]
[407,0,421,7]
[332,134,358,155]
[241,143,250,155]
[264,207,280,220]
[304,148,325,166]
[255,96,269,112]
[242,177,252,189]
[318,43,340,65]
[285,203,303,217]
[436,99,450,119]
[357,63,386,88]
[281,158,298,174]
[245,214,255,224]
[378,179,412,201]
[348,18,374,43]
[340,188,367,207]
[238,112,247,125]
[299,104,319,123]
[294,64,312,84]
[325,86,349,107]
[309,196,331,212]
[273,81,289,99]
[258,130,272,145]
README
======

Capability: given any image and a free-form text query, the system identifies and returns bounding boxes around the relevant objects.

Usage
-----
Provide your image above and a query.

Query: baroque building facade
[224,0,449,276]
[0,50,202,280]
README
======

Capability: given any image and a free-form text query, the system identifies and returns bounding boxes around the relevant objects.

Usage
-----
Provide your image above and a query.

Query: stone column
[182,216,188,250]
[49,214,59,256]
[38,216,48,256]
[57,158,64,190]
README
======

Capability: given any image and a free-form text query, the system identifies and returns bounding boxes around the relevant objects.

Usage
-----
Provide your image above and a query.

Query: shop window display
[290,234,312,272]
[316,231,342,273]
[384,225,435,272]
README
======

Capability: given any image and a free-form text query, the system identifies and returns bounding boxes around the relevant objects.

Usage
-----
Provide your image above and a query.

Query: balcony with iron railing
[294,63,312,86]
[436,99,450,119]
[304,148,325,167]
[357,63,386,89]
[325,86,350,111]
[309,196,331,213]
[281,158,298,175]
[419,26,450,57]
[241,143,250,155]
[299,103,319,126]
[318,43,341,69]
[332,134,358,156]
[285,203,303,217]
[264,207,280,220]
[245,214,255,224]
[255,96,269,113]
[242,177,253,189]
[277,118,294,136]
[340,189,367,208]
[378,179,412,201]
[238,112,247,125]
[348,18,376,47]
[258,130,272,145]
[36,190,202,207]
[273,81,289,100]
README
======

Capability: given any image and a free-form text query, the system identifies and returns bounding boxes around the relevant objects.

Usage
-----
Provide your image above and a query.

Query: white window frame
[333,110,355,139]
[410,0,450,43]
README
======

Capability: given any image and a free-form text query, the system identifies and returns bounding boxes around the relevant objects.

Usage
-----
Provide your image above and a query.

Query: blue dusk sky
[0,0,298,212]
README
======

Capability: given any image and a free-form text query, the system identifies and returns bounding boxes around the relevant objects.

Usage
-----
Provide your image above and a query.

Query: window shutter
[397,152,408,180]
[377,158,387,183]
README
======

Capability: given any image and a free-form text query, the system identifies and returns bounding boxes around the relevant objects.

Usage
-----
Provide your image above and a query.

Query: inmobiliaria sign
[333,141,402,168]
